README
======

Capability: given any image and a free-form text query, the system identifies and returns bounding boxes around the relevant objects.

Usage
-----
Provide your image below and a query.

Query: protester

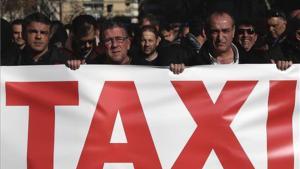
[5,13,67,65]
[180,19,207,65]
[169,11,237,73]
[266,9,288,48]
[63,14,104,66]
[101,20,132,64]
[1,18,13,65]
[139,13,160,30]
[67,20,132,70]
[235,19,270,63]
[3,19,26,65]
[49,20,68,48]
[160,21,182,44]
[279,18,300,63]
[11,19,26,50]
[170,10,293,73]
[132,25,162,65]
[198,11,239,64]
[2,5,298,71]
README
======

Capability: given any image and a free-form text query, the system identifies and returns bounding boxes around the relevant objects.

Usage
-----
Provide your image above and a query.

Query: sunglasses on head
[237,28,255,35]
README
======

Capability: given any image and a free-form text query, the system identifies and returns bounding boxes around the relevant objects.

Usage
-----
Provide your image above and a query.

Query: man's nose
[216,32,223,40]
[36,32,42,39]
[111,39,118,47]
[145,41,150,46]
[18,32,22,38]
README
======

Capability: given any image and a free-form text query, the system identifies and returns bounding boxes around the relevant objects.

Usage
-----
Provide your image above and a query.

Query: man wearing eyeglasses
[101,21,131,64]
[235,20,270,63]
[170,10,292,73]
[65,15,105,69]
[67,20,132,69]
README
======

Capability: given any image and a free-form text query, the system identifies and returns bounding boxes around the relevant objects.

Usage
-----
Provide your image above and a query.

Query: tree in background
[1,0,37,20]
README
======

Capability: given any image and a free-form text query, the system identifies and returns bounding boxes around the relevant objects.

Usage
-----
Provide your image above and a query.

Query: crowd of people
[1,8,300,73]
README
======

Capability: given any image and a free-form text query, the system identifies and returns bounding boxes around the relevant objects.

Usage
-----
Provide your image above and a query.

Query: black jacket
[19,46,68,65]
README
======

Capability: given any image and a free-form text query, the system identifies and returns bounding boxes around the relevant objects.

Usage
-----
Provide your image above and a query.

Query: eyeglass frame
[237,28,256,35]
[102,36,129,46]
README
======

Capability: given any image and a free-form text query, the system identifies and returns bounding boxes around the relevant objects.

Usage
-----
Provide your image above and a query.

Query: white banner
[1,64,300,169]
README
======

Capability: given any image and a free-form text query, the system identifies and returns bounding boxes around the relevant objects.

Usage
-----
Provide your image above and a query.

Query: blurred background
[1,0,300,23]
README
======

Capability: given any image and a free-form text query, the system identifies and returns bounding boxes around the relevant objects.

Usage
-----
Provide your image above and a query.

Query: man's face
[267,17,287,39]
[140,31,159,56]
[161,29,176,42]
[12,24,25,47]
[236,25,257,51]
[75,27,96,57]
[25,21,50,53]
[208,14,235,54]
[103,27,131,64]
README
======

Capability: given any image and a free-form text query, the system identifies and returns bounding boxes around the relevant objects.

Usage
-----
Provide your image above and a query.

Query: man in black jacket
[235,19,270,63]
[170,10,292,73]
[17,12,67,65]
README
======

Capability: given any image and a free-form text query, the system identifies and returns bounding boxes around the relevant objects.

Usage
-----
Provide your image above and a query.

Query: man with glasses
[101,20,131,64]
[170,10,292,73]
[65,15,105,69]
[67,20,131,69]
[235,19,270,63]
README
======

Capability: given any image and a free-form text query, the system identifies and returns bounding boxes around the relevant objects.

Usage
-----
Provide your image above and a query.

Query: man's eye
[41,31,49,35]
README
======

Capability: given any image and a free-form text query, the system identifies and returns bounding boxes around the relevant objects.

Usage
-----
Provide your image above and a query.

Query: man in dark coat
[14,12,67,65]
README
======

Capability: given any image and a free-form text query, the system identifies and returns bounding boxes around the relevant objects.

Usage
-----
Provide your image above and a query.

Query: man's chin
[17,42,25,46]
[215,47,228,53]
[32,47,46,52]
[111,55,123,62]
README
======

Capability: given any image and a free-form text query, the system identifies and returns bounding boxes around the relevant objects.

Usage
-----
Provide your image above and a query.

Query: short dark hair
[206,10,235,32]
[72,14,97,38]
[139,25,160,39]
[189,19,205,37]
[237,19,257,31]
[267,9,287,21]
[23,12,51,29]
[11,19,24,26]
[101,19,129,40]
[139,13,159,27]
